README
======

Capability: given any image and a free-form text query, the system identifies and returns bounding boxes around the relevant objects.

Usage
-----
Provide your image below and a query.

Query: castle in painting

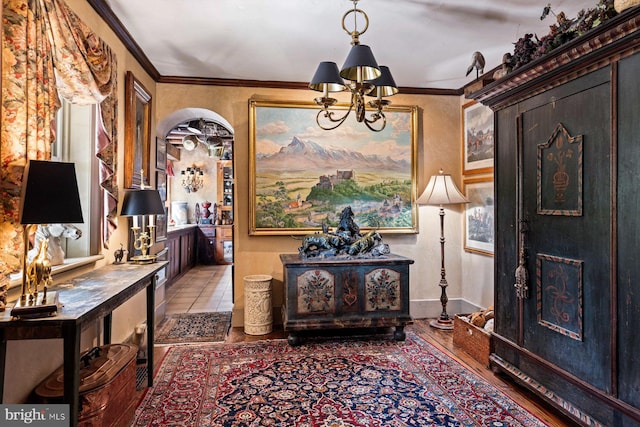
[315,170,355,190]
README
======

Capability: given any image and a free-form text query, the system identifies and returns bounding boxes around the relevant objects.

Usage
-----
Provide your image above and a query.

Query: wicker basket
[453,314,493,367]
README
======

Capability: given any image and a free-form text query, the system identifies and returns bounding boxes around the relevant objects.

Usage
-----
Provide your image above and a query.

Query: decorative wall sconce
[120,188,165,264]
[12,160,84,318]
[181,165,204,193]
[309,0,398,132]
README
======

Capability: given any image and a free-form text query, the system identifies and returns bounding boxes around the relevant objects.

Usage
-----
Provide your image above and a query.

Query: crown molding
[86,0,160,80]
[88,0,463,96]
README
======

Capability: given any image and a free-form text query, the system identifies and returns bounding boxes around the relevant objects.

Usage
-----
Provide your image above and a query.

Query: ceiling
[101,0,590,91]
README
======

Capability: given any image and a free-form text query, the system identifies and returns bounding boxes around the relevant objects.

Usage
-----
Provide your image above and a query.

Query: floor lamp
[417,169,469,330]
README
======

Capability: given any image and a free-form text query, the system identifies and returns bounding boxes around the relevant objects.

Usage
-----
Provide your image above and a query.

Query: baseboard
[232,300,483,328]
[409,298,482,320]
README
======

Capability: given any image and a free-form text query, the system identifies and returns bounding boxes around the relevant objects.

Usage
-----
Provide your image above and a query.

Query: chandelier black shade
[368,66,399,98]
[309,62,347,93]
[339,44,381,82]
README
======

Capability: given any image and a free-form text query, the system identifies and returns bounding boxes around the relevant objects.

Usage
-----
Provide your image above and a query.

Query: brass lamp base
[11,291,59,318]
[131,254,157,265]
[429,317,454,330]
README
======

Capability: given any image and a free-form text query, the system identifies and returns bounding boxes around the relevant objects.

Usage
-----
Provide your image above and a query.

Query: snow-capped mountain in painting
[257,137,408,171]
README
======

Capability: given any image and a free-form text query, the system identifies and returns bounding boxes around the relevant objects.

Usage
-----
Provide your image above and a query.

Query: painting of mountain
[249,100,418,235]
[257,136,410,172]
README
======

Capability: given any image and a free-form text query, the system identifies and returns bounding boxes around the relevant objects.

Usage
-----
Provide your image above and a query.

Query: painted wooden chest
[280,253,413,345]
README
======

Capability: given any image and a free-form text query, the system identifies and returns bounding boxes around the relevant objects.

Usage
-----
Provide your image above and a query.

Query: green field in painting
[254,169,413,230]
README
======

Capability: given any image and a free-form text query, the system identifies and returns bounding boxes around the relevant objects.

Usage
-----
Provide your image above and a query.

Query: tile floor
[165,264,234,314]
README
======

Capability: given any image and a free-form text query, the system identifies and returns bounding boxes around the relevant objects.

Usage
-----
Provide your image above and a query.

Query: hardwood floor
[148,319,580,426]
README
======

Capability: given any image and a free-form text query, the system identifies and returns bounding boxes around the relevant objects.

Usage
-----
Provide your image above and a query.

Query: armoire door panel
[494,104,520,344]
[616,52,640,410]
[520,80,612,391]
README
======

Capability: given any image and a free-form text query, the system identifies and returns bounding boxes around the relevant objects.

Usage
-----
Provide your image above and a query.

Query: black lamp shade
[309,61,347,92]
[340,45,381,82]
[120,189,165,216]
[20,160,84,225]
[367,65,399,97]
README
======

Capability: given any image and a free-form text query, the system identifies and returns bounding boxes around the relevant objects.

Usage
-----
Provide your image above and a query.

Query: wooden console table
[0,261,167,427]
[280,253,414,345]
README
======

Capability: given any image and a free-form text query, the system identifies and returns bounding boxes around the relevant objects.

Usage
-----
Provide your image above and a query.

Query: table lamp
[11,160,84,318]
[120,188,165,264]
[417,169,469,330]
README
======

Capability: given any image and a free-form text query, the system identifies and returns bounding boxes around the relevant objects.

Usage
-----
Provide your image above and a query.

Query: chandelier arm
[316,103,354,131]
[364,111,387,132]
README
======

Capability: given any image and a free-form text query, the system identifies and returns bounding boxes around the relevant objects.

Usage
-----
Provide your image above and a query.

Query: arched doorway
[157,108,235,315]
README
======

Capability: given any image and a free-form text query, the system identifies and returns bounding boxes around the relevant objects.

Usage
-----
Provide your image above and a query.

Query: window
[52,100,102,257]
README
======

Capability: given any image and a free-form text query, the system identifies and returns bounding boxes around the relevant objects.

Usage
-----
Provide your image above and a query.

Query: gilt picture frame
[124,71,152,188]
[463,176,494,256]
[249,99,418,236]
[462,100,494,175]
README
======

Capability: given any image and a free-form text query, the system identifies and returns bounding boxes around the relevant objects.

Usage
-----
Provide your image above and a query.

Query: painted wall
[1,0,495,403]
[154,85,493,324]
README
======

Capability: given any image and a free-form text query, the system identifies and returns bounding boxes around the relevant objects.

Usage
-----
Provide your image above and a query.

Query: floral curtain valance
[1,0,118,290]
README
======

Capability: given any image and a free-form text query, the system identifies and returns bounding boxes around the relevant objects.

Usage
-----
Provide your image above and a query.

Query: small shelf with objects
[217,159,234,226]
[195,159,234,266]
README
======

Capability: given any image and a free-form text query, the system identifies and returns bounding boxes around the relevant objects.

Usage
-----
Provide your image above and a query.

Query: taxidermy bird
[466,51,486,78]
[541,3,553,20]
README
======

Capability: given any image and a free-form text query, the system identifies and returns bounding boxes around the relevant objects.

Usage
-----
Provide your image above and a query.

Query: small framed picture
[155,171,167,242]
[464,176,494,256]
[156,171,167,203]
[156,137,167,171]
[462,100,494,175]
[155,207,167,242]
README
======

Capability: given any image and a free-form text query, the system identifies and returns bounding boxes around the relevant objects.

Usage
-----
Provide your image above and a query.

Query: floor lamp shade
[417,172,468,206]
[20,160,84,224]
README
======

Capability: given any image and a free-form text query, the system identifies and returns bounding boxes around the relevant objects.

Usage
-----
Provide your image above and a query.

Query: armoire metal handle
[514,219,529,299]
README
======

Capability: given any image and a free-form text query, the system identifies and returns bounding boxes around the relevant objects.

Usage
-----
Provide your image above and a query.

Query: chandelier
[309,0,398,132]
[181,165,204,193]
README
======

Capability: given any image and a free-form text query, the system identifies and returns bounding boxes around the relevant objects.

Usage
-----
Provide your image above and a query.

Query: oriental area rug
[134,333,550,426]
[154,312,231,344]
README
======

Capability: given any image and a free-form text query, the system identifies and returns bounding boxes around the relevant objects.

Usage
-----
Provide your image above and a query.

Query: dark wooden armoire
[469,8,640,427]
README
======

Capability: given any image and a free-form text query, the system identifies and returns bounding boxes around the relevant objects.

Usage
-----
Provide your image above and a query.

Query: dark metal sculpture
[296,206,390,259]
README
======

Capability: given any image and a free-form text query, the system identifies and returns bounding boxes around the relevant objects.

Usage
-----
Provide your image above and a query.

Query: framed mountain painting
[249,99,418,235]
